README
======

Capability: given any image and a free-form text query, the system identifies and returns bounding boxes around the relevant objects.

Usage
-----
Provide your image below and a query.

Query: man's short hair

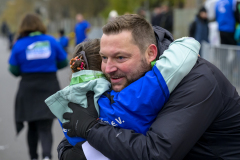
[102,14,156,54]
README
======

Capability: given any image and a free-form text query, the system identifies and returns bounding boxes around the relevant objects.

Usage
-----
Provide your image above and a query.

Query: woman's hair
[70,39,102,72]
[18,13,46,37]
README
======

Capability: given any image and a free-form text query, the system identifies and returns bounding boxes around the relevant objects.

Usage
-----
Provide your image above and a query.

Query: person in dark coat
[57,14,240,160]
[1,20,9,37]
[189,7,209,56]
[151,3,173,33]
[8,13,68,160]
[189,7,209,42]
[151,6,162,26]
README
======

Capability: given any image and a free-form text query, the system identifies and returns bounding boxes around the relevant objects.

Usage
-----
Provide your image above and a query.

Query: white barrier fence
[201,41,240,93]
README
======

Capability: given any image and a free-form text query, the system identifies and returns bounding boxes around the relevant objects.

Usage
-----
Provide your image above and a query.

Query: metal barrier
[201,41,240,93]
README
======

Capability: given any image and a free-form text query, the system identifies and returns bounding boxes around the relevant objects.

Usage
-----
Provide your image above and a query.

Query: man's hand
[62,91,99,139]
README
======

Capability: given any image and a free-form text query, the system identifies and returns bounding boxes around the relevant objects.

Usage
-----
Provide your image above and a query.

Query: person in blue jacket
[74,13,90,45]
[58,29,69,53]
[45,35,199,151]
[8,13,68,160]
[216,0,237,45]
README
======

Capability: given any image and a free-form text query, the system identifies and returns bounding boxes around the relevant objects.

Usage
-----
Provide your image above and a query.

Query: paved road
[0,37,73,160]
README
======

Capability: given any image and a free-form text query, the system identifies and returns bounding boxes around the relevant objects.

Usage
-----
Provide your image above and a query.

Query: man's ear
[146,44,158,63]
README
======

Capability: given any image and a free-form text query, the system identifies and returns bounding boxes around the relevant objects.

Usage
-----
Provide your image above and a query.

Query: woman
[8,13,68,160]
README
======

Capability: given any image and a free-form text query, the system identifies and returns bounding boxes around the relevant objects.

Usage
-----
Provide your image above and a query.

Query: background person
[189,7,209,56]
[74,13,90,45]
[151,5,163,26]
[151,3,173,33]
[58,14,240,160]
[216,0,237,45]
[1,20,9,37]
[8,13,68,160]
[108,10,118,21]
[216,0,238,81]
[58,29,69,53]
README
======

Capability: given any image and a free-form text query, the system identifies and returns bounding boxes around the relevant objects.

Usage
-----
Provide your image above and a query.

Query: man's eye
[101,56,108,63]
[118,56,124,60]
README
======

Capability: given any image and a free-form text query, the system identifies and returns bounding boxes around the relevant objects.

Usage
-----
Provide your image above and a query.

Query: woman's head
[18,13,46,37]
[70,39,101,72]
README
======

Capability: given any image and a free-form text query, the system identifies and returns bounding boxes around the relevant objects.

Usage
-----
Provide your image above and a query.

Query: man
[216,0,237,45]
[58,14,240,160]
[74,13,90,45]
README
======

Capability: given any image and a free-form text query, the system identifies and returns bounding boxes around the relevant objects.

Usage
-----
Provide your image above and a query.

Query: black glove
[58,138,87,160]
[62,91,99,139]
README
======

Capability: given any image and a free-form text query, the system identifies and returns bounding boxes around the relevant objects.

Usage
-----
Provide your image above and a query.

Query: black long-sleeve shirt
[86,57,240,160]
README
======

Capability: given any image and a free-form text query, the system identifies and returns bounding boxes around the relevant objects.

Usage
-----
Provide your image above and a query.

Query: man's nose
[104,59,117,74]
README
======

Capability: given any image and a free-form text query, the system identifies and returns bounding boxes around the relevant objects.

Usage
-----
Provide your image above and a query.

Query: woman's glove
[62,91,99,139]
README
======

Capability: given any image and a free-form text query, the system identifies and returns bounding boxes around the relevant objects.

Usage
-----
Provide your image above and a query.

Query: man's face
[76,14,83,22]
[100,30,151,92]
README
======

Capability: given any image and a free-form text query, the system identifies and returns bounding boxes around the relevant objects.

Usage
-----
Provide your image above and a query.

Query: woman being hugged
[8,13,68,160]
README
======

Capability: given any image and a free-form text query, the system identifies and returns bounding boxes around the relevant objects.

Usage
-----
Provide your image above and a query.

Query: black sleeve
[57,137,86,160]
[87,60,223,160]
[189,21,196,37]
[57,137,73,160]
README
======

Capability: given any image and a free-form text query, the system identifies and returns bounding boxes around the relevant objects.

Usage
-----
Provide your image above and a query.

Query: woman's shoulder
[12,36,30,49]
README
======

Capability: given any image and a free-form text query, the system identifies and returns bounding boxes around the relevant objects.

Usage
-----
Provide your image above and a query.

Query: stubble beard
[105,57,151,92]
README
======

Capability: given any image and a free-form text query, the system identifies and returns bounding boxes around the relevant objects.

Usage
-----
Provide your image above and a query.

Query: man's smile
[110,77,124,84]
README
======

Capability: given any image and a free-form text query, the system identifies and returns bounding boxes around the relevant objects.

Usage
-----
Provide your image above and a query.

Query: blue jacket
[216,0,236,32]
[58,36,69,49]
[75,20,90,45]
[9,33,67,73]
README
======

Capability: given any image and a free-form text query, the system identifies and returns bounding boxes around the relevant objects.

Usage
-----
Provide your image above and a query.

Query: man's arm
[87,58,223,160]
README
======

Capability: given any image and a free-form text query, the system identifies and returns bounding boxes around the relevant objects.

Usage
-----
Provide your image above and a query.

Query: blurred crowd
[2,0,240,54]
[0,13,91,54]
[189,0,240,48]
[188,0,240,88]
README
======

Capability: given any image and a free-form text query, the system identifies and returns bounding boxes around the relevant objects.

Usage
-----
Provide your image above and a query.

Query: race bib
[26,41,51,60]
